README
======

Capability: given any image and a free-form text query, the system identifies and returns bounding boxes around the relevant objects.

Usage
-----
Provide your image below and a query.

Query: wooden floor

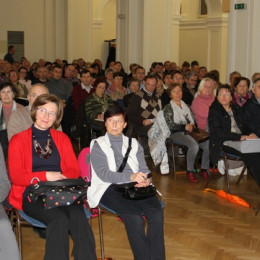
[20,152,260,260]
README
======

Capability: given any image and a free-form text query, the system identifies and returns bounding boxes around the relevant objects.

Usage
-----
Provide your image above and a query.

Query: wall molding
[179,16,228,30]
[92,19,103,28]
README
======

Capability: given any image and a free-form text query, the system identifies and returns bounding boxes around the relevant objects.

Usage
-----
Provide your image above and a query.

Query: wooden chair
[205,148,247,192]
[165,138,187,180]
[9,207,92,259]
[9,208,46,259]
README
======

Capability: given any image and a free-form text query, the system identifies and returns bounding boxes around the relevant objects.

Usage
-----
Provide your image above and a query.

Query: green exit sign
[235,3,246,10]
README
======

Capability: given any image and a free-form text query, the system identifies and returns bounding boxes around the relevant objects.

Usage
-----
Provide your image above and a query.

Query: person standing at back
[4,45,15,64]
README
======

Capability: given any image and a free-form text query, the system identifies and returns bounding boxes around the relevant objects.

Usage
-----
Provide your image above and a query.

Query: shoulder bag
[114,138,157,200]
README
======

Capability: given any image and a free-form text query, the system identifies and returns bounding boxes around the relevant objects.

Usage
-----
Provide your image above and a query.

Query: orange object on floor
[203,188,250,208]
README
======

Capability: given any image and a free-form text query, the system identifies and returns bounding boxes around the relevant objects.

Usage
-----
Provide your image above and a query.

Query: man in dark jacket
[4,45,15,64]
[243,78,260,137]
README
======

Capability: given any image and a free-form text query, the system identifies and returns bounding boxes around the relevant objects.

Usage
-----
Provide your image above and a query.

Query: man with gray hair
[182,71,198,105]
[7,83,49,140]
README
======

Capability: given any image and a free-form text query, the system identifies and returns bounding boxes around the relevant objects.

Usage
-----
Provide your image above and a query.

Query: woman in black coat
[208,84,260,186]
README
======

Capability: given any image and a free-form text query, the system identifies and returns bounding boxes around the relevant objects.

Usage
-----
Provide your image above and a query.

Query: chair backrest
[78,147,92,182]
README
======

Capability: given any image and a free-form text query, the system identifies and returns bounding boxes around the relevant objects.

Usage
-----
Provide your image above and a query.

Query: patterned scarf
[170,100,194,125]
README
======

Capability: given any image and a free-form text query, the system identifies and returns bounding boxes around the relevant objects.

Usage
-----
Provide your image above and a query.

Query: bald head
[28,84,49,105]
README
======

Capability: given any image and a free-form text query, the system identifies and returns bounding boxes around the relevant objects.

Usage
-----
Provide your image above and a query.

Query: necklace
[33,134,53,159]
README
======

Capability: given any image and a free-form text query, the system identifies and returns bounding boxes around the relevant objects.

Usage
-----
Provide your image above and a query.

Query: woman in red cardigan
[8,94,96,260]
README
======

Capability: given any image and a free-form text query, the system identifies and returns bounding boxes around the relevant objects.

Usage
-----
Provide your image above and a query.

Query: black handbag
[114,138,157,200]
[28,178,90,210]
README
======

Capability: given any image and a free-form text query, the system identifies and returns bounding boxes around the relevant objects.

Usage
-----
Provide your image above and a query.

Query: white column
[44,0,55,60]
[227,0,259,80]
[117,0,174,72]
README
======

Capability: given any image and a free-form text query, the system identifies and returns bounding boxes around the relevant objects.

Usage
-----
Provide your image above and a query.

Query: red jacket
[8,127,80,210]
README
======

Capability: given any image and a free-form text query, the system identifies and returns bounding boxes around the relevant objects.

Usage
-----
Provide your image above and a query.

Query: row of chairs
[9,147,112,260]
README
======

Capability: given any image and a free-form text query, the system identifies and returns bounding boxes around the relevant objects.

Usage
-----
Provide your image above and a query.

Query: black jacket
[243,95,260,138]
[208,99,249,165]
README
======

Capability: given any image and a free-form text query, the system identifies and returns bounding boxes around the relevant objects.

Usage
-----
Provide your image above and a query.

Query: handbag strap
[33,178,89,187]
[117,138,132,172]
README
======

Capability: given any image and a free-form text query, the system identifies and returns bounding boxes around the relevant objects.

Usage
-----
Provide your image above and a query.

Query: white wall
[0,0,116,64]
[0,0,46,61]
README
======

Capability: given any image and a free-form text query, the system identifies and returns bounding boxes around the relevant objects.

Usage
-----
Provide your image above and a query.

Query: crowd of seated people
[1,53,260,258]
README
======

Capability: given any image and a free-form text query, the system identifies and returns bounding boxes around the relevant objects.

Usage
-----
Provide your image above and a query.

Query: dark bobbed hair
[171,70,183,78]
[166,83,182,97]
[0,82,18,98]
[80,69,91,78]
[31,94,63,129]
[104,104,128,123]
[144,74,158,82]
[216,84,233,97]
[8,45,14,52]
[253,77,260,85]
[128,79,140,88]
[182,61,190,68]
[206,70,220,82]
[52,65,62,71]
[93,76,107,89]
[113,71,124,79]
[18,66,29,81]
[234,76,250,89]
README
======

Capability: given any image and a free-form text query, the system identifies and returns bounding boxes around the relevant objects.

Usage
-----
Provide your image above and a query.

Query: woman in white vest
[88,105,165,260]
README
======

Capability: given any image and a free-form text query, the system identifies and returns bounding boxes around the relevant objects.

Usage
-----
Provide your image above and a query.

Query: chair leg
[204,166,215,189]
[236,165,247,185]
[98,206,105,260]
[171,144,176,181]
[16,210,23,259]
[223,156,230,192]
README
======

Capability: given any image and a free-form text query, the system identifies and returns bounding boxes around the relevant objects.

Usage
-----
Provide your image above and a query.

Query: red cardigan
[8,127,80,210]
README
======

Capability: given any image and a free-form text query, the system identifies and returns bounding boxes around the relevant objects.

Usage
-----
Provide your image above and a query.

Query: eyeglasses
[37,108,56,118]
[106,118,124,124]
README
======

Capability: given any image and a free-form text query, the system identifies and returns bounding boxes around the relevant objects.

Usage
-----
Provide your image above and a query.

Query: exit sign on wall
[234,3,246,10]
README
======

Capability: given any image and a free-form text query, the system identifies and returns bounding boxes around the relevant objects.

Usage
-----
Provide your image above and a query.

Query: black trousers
[223,145,260,187]
[23,197,96,260]
[100,185,165,260]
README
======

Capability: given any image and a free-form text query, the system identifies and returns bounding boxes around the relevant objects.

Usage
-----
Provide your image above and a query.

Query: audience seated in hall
[127,74,161,154]
[132,66,146,89]
[46,65,73,137]
[0,62,11,83]
[18,66,32,92]
[208,84,260,180]
[123,78,140,108]
[163,83,210,183]
[85,77,114,136]
[161,71,173,108]
[181,71,198,106]
[7,83,50,141]
[0,82,24,159]
[72,70,94,114]
[232,77,252,107]
[243,78,260,138]
[112,61,128,87]
[0,144,20,260]
[191,77,215,131]
[106,71,127,103]
[229,71,241,90]
[105,67,114,87]
[31,65,49,85]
